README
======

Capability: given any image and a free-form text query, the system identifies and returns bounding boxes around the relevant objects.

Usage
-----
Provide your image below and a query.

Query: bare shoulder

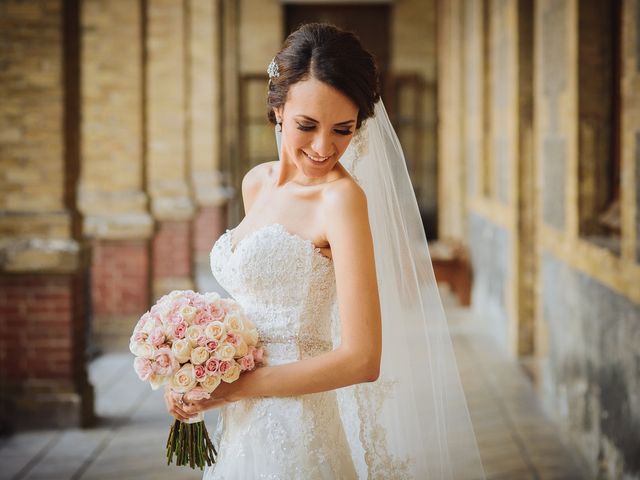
[242,161,275,192]
[322,176,368,221]
[321,176,369,246]
[241,161,276,212]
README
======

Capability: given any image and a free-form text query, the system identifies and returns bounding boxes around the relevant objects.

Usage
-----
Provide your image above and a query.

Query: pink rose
[225,332,240,347]
[153,347,178,376]
[205,357,220,375]
[172,321,187,339]
[191,297,206,310]
[134,357,153,381]
[218,360,231,374]
[135,313,151,331]
[194,364,207,380]
[149,327,165,347]
[194,311,214,326]
[133,331,148,343]
[205,340,218,352]
[239,353,255,371]
[184,386,210,402]
[167,312,184,325]
[149,304,162,315]
[208,304,226,322]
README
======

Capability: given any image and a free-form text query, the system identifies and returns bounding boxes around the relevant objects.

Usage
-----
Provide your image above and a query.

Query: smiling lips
[303,151,333,163]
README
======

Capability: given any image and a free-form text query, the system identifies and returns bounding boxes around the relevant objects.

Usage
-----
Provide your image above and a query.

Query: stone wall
[0,0,229,429]
[0,0,94,430]
[438,0,640,476]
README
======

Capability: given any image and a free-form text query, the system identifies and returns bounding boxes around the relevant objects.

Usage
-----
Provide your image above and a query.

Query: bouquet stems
[166,413,217,469]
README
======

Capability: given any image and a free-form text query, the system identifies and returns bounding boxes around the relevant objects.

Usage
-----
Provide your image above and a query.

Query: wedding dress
[202,94,485,479]
[204,222,360,479]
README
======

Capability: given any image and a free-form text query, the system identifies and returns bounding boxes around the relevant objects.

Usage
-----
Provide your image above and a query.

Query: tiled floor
[0,271,591,479]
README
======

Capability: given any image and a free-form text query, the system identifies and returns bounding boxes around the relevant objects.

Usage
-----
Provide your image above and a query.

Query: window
[577,0,622,253]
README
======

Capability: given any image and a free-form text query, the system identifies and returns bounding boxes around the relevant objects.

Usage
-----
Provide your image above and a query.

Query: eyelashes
[296,123,353,136]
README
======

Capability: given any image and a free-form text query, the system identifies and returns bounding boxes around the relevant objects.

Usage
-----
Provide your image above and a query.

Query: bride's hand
[182,378,246,415]
[163,384,200,422]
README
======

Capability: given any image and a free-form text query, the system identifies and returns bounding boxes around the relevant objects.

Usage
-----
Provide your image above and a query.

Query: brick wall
[91,241,149,316]
[193,206,227,259]
[0,273,94,430]
[151,221,194,301]
[0,0,93,430]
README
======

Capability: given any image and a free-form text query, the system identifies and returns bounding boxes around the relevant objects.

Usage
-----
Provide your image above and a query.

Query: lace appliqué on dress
[205,224,357,479]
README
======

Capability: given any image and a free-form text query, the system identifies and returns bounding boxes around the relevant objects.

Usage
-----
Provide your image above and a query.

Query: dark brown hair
[266,22,381,130]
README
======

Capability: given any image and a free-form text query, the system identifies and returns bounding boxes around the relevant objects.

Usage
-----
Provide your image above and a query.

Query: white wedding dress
[204,222,359,479]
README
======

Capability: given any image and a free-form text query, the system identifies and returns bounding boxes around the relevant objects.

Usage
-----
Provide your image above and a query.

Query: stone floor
[0,271,591,479]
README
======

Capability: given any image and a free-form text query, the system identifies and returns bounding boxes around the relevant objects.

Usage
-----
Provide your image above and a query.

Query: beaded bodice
[209,223,337,364]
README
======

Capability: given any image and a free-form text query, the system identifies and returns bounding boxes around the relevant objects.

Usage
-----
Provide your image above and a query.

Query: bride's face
[274,77,358,179]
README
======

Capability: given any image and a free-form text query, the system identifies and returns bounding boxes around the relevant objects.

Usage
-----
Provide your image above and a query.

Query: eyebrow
[296,115,355,126]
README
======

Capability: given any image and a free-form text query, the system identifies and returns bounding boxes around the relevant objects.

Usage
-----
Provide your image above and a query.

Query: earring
[275,120,282,158]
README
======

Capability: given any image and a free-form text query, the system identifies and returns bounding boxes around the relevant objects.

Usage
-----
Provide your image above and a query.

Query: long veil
[329,98,486,479]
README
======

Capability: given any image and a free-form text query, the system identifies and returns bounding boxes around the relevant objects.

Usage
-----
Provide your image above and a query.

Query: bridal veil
[327,98,486,479]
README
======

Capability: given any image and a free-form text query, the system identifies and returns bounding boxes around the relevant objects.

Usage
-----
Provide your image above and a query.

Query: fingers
[163,391,199,422]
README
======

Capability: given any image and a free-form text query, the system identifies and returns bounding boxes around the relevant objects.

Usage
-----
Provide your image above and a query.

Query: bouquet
[129,289,264,469]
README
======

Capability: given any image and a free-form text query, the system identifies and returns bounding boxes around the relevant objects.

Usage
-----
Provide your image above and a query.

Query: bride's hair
[266,22,381,130]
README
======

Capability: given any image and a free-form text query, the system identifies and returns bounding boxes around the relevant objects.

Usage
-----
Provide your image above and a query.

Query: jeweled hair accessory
[267,57,280,81]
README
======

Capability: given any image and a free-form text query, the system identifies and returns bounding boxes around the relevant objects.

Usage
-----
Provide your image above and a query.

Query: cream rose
[171,364,197,393]
[204,321,227,341]
[179,305,197,325]
[190,346,210,365]
[149,373,169,390]
[152,302,172,318]
[221,361,241,383]
[224,314,245,333]
[204,321,226,341]
[186,325,204,347]
[129,341,155,359]
[234,339,248,357]
[242,315,256,331]
[243,328,259,346]
[141,317,157,335]
[214,344,236,361]
[171,338,192,363]
[200,374,222,393]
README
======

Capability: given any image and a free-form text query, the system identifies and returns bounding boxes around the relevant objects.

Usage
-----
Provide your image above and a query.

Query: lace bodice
[209,222,337,363]
[204,223,359,479]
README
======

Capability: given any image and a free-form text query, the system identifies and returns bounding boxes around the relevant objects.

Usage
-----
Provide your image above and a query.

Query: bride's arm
[238,181,382,396]
[184,181,382,412]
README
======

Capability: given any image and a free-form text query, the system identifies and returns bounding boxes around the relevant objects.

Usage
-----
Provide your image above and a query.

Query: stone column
[79,0,154,351]
[0,0,94,429]
[221,0,242,225]
[188,0,232,262]
[146,0,195,300]
[436,0,466,239]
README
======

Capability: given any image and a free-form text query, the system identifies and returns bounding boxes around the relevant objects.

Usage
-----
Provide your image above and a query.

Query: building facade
[438,0,640,477]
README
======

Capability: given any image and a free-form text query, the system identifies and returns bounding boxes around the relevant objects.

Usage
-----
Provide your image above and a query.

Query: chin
[299,150,339,173]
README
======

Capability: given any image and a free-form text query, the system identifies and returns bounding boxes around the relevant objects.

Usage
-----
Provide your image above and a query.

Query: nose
[310,130,336,157]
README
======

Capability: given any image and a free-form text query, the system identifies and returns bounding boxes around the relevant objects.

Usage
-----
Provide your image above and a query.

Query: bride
[164,22,485,479]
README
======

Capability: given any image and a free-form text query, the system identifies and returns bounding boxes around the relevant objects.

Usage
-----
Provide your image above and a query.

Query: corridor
[0,282,589,480]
